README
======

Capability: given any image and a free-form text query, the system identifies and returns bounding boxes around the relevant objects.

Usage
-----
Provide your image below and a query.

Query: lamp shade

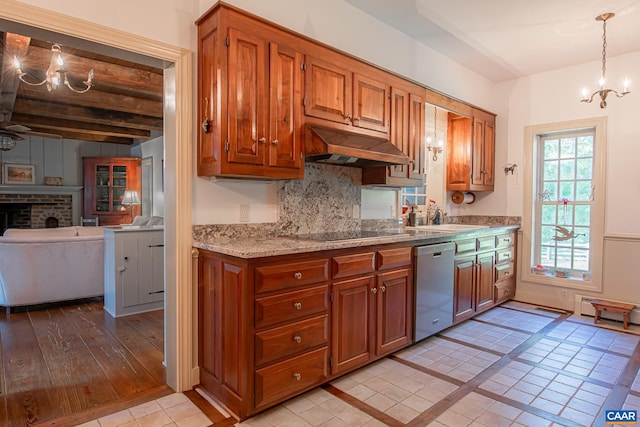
[122,190,141,205]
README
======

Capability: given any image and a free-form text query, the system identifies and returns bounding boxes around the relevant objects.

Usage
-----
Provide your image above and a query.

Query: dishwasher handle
[414,242,455,257]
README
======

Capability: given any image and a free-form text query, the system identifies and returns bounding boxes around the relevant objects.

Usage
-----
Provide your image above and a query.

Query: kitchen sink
[406,224,490,232]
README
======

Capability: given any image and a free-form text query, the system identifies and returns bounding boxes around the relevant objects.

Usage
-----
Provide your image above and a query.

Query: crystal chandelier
[14,44,94,93]
[580,13,630,108]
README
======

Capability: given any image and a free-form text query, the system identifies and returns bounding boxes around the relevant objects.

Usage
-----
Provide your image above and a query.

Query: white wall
[192,0,497,225]
[0,136,132,186]
[497,50,640,309]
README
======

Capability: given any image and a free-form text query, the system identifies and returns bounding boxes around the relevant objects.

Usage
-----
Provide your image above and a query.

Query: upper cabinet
[304,51,390,138]
[362,81,425,187]
[446,109,496,192]
[197,8,304,179]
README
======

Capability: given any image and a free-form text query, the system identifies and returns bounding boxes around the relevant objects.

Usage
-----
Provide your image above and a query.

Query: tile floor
[82,301,640,426]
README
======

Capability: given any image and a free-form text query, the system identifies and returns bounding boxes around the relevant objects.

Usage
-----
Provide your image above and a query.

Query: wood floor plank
[122,310,164,353]
[59,302,161,398]
[0,311,62,426]
[27,307,119,414]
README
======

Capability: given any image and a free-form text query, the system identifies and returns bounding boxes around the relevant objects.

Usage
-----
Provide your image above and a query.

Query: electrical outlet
[352,204,360,219]
[390,204,396,218]
[239,204,250,222]
[560,290,569,300]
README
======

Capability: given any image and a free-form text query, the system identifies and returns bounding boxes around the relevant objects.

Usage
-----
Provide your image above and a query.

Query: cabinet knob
[294,272,303,280]
[293,335,302,344]
[344,114,352,120]
[201,118,210,134]
[293,372,302,381]
[271,139,279,145]
[293,302,302,310]
[370,288,378,294]
[380,285,386,293]
[258,137,266,144]
[354,116,360,122]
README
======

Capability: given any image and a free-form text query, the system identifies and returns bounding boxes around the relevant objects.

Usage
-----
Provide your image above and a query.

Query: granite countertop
[193,225,519,259]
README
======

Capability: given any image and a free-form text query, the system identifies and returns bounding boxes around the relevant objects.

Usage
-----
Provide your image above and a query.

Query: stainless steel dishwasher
[414,242,455,341]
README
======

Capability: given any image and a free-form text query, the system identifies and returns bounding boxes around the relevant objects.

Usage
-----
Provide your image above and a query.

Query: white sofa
[0,226,105,312]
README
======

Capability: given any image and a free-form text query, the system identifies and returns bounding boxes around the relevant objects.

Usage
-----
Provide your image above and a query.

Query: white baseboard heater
[574,294,639,326]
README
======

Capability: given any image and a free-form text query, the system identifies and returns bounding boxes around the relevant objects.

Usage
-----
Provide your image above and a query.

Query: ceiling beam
[26,126,133,144]
[11,113,151,139]
[12,98,163,131]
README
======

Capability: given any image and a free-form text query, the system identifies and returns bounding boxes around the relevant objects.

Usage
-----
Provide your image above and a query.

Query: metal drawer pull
[294,272,302,280]
[293,302,302,310]
[293,335,302,344]
[293,372,302,381]
[371,288,378,294]
[380,285,386,293]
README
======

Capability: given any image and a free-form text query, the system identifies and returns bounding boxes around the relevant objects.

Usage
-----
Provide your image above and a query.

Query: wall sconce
[427,144,443,161]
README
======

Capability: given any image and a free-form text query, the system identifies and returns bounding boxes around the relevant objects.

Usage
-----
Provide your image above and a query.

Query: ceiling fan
[0,112,63,151]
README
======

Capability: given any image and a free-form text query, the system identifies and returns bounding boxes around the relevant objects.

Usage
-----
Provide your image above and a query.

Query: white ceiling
[345,0,640,82]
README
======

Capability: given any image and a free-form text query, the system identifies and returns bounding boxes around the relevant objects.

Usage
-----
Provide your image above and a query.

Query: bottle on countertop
[407,205,418,226]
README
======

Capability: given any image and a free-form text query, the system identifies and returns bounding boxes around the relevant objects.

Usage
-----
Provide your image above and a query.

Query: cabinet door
[268,43,303,171]
[446,114,472,190]
[483,118,495,187]
[476,252,495,313]
[197,19,219,176]
[331,276,375,375]
[388,87,409,179]
[376,268,412,356]
[408,93,425,180]
[304,55,352,124]
[227,28,267,166]
[352,73,389,134]
[453,255,475,323]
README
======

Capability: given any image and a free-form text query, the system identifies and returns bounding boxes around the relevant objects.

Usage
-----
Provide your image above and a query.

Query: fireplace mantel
[0,185,83,225]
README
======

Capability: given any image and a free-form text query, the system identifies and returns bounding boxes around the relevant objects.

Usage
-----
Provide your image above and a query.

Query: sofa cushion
[3,227,78,238]
[76,226,105,237]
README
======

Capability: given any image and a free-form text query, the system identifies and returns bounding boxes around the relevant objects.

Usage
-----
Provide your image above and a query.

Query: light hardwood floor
[0,299,166,426]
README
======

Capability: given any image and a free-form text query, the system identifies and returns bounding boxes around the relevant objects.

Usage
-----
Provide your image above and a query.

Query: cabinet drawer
[255,315,328,367]
[255,285,328,329]
[255,347,328,408]
[495,278,515,304]
[496,233,514,248]
[455,238,477,255]
[377,247,412,271]
[496,248,514,263]
[495,262,514,281]
[477,236,495,252]
[332,252,376,279]
[256,259,329,294]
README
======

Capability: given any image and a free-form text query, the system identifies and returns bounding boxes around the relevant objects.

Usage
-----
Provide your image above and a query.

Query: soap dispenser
[408,205,418,226]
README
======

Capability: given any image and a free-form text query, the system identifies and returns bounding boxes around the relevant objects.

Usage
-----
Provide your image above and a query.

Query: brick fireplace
[0,186,83,234]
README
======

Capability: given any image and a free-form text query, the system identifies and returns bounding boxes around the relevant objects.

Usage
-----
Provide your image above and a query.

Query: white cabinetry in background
[104,227,164,317]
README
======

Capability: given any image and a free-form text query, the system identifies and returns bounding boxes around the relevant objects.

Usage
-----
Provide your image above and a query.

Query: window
[401,187,427,207]
[522,118,606,291]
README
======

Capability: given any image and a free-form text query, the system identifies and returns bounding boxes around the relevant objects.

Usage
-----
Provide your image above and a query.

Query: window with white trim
[522,118,606,290]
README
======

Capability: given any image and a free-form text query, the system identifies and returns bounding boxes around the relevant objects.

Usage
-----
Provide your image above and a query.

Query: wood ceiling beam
[17,84,163,117]
[11,113,151,139]
[0,33,31,119]
[12,99,162,131]
[26,126,133,144]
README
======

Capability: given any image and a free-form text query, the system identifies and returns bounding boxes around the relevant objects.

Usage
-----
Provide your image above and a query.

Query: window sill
[521,270,601,292]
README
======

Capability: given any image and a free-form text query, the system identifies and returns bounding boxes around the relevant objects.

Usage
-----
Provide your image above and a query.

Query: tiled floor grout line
[434,332,507,357]
[321,383,405,427]
[594,339,640,426]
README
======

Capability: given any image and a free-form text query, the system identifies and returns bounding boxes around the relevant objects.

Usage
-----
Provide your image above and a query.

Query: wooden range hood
[304,125,410,168]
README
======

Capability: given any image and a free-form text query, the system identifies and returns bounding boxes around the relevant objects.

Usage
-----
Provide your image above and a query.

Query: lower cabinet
[198,244,413,420]
[103,227,164,318]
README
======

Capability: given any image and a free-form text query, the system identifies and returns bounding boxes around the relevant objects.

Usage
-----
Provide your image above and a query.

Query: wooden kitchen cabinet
[447,109,496,192]
[362,82,426,187]
[304,52,390,138]
[331,247,412,375]
[82,157,141,226]
[197,7,304,179]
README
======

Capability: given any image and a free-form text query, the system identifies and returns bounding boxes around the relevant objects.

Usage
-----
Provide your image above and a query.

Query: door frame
[0,1,195,391]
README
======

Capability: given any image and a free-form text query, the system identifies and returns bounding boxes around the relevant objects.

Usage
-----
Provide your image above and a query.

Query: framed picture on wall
[3,163,36,185]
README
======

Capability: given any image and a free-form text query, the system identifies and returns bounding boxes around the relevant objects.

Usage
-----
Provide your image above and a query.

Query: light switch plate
[239,204,249,222]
